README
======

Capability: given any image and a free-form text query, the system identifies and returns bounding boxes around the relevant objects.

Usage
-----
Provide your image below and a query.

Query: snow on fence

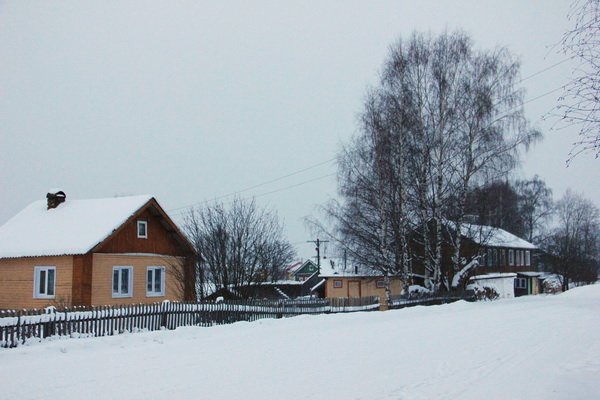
[388,292,475,309]
[0,297,379,348]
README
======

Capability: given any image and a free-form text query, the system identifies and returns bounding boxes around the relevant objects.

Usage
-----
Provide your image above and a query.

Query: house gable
[92,199,194,257]
[0,195,197,308]
[293,260,318,278]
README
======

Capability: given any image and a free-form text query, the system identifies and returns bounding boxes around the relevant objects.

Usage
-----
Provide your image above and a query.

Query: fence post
[161,301,169,329]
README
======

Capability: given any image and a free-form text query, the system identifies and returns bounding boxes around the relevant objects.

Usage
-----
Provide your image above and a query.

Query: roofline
[0,253,83,260]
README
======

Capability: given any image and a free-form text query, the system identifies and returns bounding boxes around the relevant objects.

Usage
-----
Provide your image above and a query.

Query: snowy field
[2,286,599,400]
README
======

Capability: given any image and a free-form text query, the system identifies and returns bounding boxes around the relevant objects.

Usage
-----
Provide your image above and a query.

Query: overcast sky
[1,0,597,260]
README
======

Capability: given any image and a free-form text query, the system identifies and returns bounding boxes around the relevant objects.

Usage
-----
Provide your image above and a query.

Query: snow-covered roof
[285,261,303,273]
[471,273,517,280]
[311,279,326,292]
[517,272,543,277]
[250,280,304,286]
[457,223,536,250]
[318,259,380,278]
[0,195,153,259]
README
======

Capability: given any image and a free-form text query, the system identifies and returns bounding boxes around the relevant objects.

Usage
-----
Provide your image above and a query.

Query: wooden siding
[324,277,403,299]
[0,256,74,310]
[412,236,536,285]
[72,254,93,306]
[95,208,185,256]
[90,253,184,306]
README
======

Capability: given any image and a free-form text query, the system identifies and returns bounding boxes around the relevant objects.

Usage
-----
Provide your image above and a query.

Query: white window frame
[508,250,514,266]
[333,279,343,288]
[112,266,133,298]
[146,266,166,297]
[33,266,56,299]
[515,278,527,289]
[525,250,531,266]
[137,220,148,239]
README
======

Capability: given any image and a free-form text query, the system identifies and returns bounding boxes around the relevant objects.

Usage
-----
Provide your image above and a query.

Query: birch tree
[330,31,538,292]
[555,0,600,160]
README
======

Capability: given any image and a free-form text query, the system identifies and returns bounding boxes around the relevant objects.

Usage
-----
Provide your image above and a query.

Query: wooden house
[312,259,404,300]
[287,259,319,281]
[412,222,539,296]
[0,191,196,309]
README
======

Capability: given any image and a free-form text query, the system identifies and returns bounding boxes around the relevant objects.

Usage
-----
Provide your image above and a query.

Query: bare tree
[515,176,554,243]
[325,31,538,293]
[461,177,553,243]
[183,197,296,298]
[543,190,600,290]
[555,0,600,160]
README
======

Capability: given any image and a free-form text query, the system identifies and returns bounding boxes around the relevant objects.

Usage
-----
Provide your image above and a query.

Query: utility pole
[307,238,329,273]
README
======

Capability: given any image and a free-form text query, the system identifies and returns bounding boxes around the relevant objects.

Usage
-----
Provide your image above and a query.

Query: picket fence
[388,291,476,309]
[0,297,379,348]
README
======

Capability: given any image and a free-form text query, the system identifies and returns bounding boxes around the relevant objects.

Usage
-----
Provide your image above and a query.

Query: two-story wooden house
[0,191,196,309]
[411,222,539,297]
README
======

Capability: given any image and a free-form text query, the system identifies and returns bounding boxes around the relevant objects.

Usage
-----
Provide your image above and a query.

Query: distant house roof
[457,223,537,250]
[0,195,153,259]
[286,261,303,274]
[318,258,380,278]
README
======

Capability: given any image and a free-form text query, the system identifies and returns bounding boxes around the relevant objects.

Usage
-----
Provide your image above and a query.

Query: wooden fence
[0,297,379,348]
[388,292,475,309]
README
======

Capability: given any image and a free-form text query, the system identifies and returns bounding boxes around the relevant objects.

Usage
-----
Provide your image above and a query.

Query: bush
[468,285,499,301]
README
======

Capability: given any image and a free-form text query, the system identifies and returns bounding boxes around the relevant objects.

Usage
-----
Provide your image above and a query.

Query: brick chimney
[47,190,66,210]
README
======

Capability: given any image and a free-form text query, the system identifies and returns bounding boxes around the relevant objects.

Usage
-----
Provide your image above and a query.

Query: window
[508,250,514,266]
[487,248,493,267]
[493,249,498,266]
[519,250,525,266]
[515,278,527,289]
[376,280,385,288]
[112,266,133,298]
[517,250,522,266]
[146,266,165,297]
[500,250,506,266]
[525,250,531,266]
[137,220,148,239]
[34,266,56,298]
[333,279,343,288]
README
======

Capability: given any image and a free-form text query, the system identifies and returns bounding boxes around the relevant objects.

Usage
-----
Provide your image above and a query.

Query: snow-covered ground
[3,286,599,400]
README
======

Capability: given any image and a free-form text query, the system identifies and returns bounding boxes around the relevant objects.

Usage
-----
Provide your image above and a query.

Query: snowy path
[2,286,599,400]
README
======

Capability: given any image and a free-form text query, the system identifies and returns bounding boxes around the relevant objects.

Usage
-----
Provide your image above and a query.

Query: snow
[318,260,378,277]
[518,271,544,277]
[408,285,431,294]
[458,222,537,249]
[310,278,326,292]
[0,195,152,258]
[470,273,517,299]
[451,256,480,288]
[2,285,600,399]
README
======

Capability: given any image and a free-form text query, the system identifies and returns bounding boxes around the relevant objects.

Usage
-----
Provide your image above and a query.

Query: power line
[518,57,574,84]
[167,59,568,216]
[169,172,337,217]
[252,173,336,199]
[522,86,564,106]
[167,157,336,212]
